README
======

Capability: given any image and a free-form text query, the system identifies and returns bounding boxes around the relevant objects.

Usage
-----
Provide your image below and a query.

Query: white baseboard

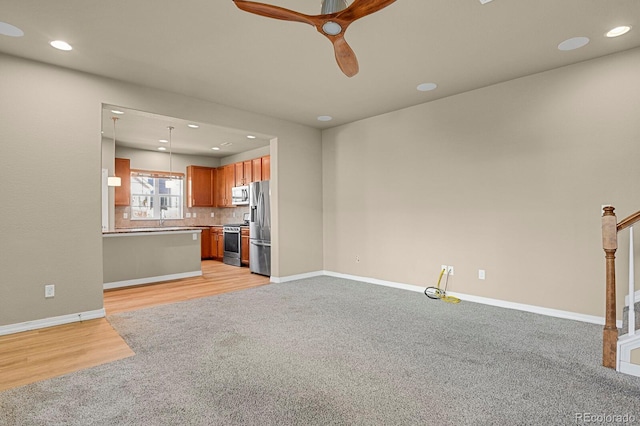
[103,270,202,290]
[271,270,325,284]
[0,308,106,336]
[313,270,622,328]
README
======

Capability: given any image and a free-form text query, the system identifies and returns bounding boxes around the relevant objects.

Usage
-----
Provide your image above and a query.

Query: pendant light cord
[167,126,174,180]
[112,116,118,149]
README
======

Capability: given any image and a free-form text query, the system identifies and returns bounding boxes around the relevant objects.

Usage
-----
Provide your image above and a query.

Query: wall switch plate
[479,269,486,280]
[211,212,215,218]
[45,284,55,298]
[192,233,197,241]
[186,212,191,218]
[193,212,197,218]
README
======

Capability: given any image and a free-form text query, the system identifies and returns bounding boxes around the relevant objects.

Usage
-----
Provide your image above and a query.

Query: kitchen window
[130,169,184,220]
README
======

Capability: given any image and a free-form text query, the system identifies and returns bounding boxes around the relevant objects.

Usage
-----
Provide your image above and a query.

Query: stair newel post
[602,206,618,368]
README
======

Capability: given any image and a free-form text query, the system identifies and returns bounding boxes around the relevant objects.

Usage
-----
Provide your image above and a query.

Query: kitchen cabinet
[241,227,249,266]
[216,164,235,207]
[114,158,131,206]
[201,227,211,259]
[186,166,215,207]
[261,156,271,181]
[251,157,262,182]
[249,155,270,182]
[235,161,253,186]
[211,227,224,260]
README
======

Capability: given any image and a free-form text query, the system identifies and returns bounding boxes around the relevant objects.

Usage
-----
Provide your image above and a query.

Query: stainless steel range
[222,225,242,266]
[223,213,249,267]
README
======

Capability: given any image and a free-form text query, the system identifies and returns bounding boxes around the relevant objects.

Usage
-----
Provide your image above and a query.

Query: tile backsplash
[115,206,250,228]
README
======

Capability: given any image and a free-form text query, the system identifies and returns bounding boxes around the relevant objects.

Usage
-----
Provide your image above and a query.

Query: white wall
[114,145,221,172]
[0,53,323,327]
[322,47,640,318]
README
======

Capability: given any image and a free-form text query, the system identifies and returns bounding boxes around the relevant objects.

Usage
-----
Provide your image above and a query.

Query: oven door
[223,227,241,266]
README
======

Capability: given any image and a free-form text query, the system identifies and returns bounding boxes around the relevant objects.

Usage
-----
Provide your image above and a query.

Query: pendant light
[107,116,122,187]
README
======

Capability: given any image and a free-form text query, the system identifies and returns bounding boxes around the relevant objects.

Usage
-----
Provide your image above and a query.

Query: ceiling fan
[232,0,398,77]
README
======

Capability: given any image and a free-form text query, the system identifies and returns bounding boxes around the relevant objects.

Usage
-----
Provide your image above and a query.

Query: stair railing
[601,206,640,368]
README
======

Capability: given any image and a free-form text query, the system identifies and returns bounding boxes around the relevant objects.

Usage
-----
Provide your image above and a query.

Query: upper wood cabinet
[186,166,215,207]
[214,155,270,207]
[251,157,262,182]
[261,155,271,181]
[114,158,130,206]
[215,164,235,207]
[234,160,254,186]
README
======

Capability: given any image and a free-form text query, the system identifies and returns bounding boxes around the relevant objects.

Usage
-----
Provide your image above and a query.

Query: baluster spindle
[602,206,618,368]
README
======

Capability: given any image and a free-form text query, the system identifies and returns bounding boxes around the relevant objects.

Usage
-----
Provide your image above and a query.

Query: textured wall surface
[322,47,640,318]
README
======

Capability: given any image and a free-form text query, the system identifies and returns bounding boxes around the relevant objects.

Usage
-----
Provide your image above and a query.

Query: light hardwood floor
[0,261,270,392]
[104,260,270,315]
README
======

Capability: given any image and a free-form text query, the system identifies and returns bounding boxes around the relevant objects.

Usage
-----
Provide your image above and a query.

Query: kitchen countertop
[103,226,205,235]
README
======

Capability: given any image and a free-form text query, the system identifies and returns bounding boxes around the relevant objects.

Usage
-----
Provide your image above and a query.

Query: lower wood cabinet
[201,227,211,259]
[211,227,224,260]
[241,227,249,266]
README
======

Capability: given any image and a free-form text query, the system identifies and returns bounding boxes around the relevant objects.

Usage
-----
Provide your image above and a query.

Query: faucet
[160,208,166,226]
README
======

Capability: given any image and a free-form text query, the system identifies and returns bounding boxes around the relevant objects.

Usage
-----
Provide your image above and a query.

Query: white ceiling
[1,0,639,155]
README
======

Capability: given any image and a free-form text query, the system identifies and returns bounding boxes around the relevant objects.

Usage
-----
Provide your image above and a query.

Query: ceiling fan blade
[233,0,316,26]
[336,0,397,21]
[331,36,359,77]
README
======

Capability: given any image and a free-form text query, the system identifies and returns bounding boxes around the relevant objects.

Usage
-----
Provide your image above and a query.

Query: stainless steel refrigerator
[249,180,271,276]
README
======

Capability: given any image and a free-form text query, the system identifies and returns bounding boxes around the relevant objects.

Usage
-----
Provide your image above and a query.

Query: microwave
[231,185,249,205]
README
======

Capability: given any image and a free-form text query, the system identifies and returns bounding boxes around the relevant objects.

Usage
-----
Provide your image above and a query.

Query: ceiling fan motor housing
[321,0,348,14]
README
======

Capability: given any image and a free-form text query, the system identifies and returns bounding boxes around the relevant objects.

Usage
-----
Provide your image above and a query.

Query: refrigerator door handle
[251,240,271,247]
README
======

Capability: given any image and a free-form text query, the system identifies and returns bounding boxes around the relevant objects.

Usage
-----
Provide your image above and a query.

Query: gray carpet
[1,276,639,425]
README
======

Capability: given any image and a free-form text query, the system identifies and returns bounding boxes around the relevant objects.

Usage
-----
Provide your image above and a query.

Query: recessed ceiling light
[247,135,256,139]
[221,142,233,146]
[158,147,167,151]
[478,0,493,4]
[111,110,124,115]
[606,26,631,38]
[417,83,438,92]
[0,21,24,37]
[211,147,221,151]
[187,124,199,129]
[317,116,333,122]
[159,139,168,143]
[50,40,72,51]
[558,36,590,51]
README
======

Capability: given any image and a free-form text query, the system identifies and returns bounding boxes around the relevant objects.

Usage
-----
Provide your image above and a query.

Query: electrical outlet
[193,212,197,218]
[123,212,128,219]
[356,255,361,263]
[441,264,448,273]
[479,269,486,280]
[45,284,55,298]
[192,233,198,241]
[447,266,454,276]
[211,212,215,218]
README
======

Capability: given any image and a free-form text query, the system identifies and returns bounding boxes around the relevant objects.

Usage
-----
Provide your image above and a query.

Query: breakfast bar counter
[103,227,203,289]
